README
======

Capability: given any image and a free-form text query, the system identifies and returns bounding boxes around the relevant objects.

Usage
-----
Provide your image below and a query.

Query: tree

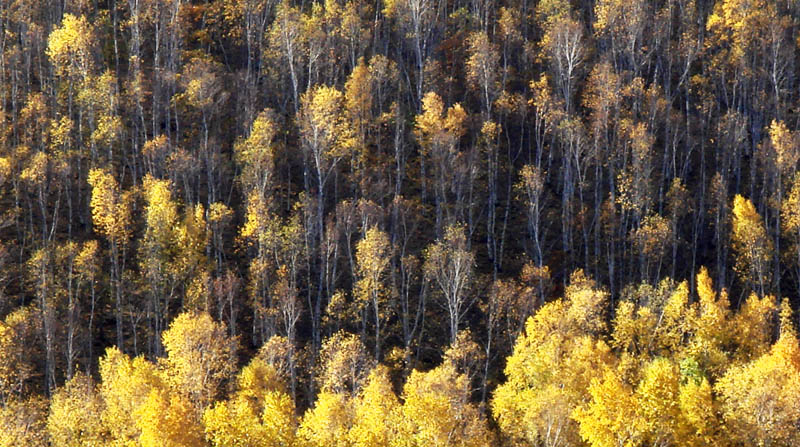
[354,227,392,360]
[47,15,96,82]
[87,168,132,350]
[399,362,493,447]
[299,84,356,355]
[0,307,39,402]
[574,368,643,447]
[140,174,180,355]
[348,365,400,447]
[267,0,305,113]
[466,31,500,118]
[732,293,776,362]
[136,388,205,447]
[492,271,611,447]
[414,92,469,232]
[731,195,773,296]
[636,358,681,447]
[424,224,475,344]
[344,59,374,172]
[217,0,274,123]
[542,14,585,113]
[46,373,106,446]
[204,389,296,447]
[716,317,800,446]
[317,331,374,396]
[0,397,47,447]
[174,56,229,204]
[383,0,440,108]
[160,312,238,409]
[98,347,163,445]
[298,390,353,447]
[676,374,719,447]
[782,172,800,296]
[630,213,672,283]
[203,354,296,447]
[235,109,279,198]
[518,164,545,268]
[687,267,732,378]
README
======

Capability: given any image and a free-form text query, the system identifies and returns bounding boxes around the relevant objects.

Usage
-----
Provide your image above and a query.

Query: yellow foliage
[46,14,95,81]
[465,31,499,98]
[173,203,208,276]
[732,293,776,362]
[136,388,205,447]
[98,347,163,446]
[0,306,38,400]
[345,59,374,146]
[300,85,356,162]
[706,0,777,61]
[493,334,610,447]
[354,226,391,308]
[0,157,11,187]
[203,356,296,447]
[318,331,374,395]
[636,358,681,446]
[87,168,132,246]
[564,270,607,336]
[204,396,269,447]
[235,109,278,194]
[731,195,773,292]
[414,92,467,156]
[237,357,287,406]
[240,191,277,245]
[260,391,298,447]
[492,271,612,447]
[574,367,643,447]
[298,391,353,447]
[768,120,799,175]
[47,372,106,446]
[160,312,237,409]
[687,267,731,377]
[48,116,73,149]
[349,366,400,447]
[91,114,123,147]
[20,151,48,185]
[631,214,672,259]
[716,330,800,446]
[658,281,691,353]
[400,362,491,447]
[209,202,233,225]
[142,134,170,162]
[0,397,47,447]
[142,174,179,254]
[677,377,719,447]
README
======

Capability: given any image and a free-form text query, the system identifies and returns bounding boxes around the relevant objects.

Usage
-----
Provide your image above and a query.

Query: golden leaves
[235,109,278,195]
[300,85,357,162]
[87,168,132,247]
[414,92,467,156]
[160,312,238,409]
[47,373,106,447]
[354,227,391,307]
[716,329,800,446]
[731,195,773,291]
[46,14,95,81]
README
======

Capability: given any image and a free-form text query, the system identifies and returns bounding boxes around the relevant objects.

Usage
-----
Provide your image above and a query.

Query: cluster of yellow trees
[494,269,800,447]
[3,267,800,446]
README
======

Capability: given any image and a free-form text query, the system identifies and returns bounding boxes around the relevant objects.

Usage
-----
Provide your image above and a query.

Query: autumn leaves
[494,269,800,447]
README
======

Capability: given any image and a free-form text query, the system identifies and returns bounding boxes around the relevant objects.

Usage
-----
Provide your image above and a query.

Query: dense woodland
[2,0,800,445]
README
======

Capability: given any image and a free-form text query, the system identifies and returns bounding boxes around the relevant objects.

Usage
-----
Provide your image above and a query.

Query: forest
[1,0,800,445]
